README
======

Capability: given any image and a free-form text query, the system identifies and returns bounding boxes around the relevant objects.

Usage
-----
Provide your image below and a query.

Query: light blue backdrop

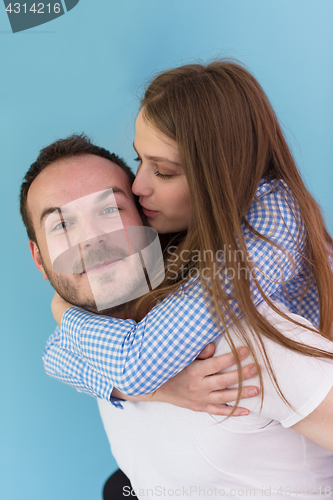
[1,1,332,499]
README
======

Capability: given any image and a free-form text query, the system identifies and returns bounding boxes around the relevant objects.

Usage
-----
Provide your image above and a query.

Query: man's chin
[44,268,127,318]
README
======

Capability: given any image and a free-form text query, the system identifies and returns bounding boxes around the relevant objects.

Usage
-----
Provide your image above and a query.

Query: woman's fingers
[196,342,216,360]
[190,384,260,414]
[204,363,258,392]
[204,404,251,416]
[196,347,250,377]
[206,386,259,405]
[159,345,259,414]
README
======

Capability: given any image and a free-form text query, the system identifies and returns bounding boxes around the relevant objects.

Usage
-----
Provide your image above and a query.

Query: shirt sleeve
[44,290,222,403]
[259,310,333,428]
[216,302,333,427]
[43,179,310,404]
[243,178,306,309]
[43,327,123,407]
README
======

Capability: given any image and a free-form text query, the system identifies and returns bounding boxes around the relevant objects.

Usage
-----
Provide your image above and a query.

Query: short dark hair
[20,134,136,243]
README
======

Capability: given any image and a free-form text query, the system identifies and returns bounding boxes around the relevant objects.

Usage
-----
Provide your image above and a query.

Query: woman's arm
[44,325,259,414]
[115,344,259,415]
[44,179,310,399]
[51,293,71,325]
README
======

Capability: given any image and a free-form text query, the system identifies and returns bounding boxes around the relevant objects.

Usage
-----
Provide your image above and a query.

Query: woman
[48,61,333,462]
[48,58,333,390]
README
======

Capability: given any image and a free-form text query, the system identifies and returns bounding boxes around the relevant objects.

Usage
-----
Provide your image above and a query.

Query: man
[21,134,257,498]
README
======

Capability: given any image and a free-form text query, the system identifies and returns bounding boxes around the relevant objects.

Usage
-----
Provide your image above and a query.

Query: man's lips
[140,204,159,218]
[81,258,121,274]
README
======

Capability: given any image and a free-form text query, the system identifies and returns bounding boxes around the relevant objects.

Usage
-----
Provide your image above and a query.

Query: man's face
[28,154,145,313]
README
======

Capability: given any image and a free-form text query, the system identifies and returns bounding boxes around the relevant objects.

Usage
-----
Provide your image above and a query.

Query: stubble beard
[40,254,127,318]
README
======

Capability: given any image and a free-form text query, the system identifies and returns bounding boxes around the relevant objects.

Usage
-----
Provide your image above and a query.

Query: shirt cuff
[109,395,125,409]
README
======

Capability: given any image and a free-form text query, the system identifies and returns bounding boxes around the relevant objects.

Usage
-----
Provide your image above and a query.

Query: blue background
[1,1,332,499]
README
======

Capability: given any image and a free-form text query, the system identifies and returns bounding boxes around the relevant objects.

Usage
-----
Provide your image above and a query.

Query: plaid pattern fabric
[43,178,326,407]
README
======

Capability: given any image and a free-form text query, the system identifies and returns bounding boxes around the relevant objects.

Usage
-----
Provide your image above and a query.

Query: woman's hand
[51,292,73,325]
[113,344,259,416]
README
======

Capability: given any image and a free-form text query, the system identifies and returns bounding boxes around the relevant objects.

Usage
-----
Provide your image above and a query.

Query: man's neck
[103,307,126,320]
[94,299,137,320]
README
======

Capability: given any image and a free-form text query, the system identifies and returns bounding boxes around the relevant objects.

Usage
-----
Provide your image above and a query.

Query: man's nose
[132,166,153,197]
[72,219,109,248]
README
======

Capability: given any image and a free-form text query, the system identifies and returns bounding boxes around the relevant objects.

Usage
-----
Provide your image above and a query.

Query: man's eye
[102,207,119,215]
[53,221,71,231]
[134,156,142,163]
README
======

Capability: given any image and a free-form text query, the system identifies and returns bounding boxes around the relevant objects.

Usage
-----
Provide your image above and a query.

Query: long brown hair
[134,60,333,410]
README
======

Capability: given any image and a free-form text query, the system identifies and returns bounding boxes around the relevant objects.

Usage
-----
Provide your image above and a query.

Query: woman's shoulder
[252,176,297,213]
[244,177,305,244]
[255,176,287,197]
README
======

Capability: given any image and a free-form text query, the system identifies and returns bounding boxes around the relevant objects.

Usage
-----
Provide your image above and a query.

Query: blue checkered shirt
[43,178,328,407]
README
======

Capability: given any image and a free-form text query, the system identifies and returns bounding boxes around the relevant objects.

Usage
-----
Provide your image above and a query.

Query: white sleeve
[214,302,333,428]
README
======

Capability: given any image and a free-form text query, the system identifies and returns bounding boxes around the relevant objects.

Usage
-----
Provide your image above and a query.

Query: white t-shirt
[98,303,333,500]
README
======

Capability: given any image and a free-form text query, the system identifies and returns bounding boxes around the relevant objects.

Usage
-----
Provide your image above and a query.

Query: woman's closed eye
[134,157,174,180]
[154,170,173,180]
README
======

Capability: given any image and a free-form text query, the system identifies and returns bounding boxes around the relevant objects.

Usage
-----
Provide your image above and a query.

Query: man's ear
[29,240,49,281]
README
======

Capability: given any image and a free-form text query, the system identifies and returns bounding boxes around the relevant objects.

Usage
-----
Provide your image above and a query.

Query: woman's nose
[132,166,154,197]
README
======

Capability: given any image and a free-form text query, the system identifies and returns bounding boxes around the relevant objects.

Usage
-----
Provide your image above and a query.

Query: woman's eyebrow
[145,156,181,167]
[133,142,181,167]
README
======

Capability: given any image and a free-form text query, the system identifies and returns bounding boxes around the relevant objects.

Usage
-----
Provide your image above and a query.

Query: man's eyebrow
[39,187,127,227]
[133,142,181,168]
[40,207,68,228]
[94,187,127,203]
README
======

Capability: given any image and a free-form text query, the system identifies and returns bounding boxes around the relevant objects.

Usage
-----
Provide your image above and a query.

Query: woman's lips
[141,206,159,218]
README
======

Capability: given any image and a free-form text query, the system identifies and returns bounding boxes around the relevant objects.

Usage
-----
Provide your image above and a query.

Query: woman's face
[132,110,192,234]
